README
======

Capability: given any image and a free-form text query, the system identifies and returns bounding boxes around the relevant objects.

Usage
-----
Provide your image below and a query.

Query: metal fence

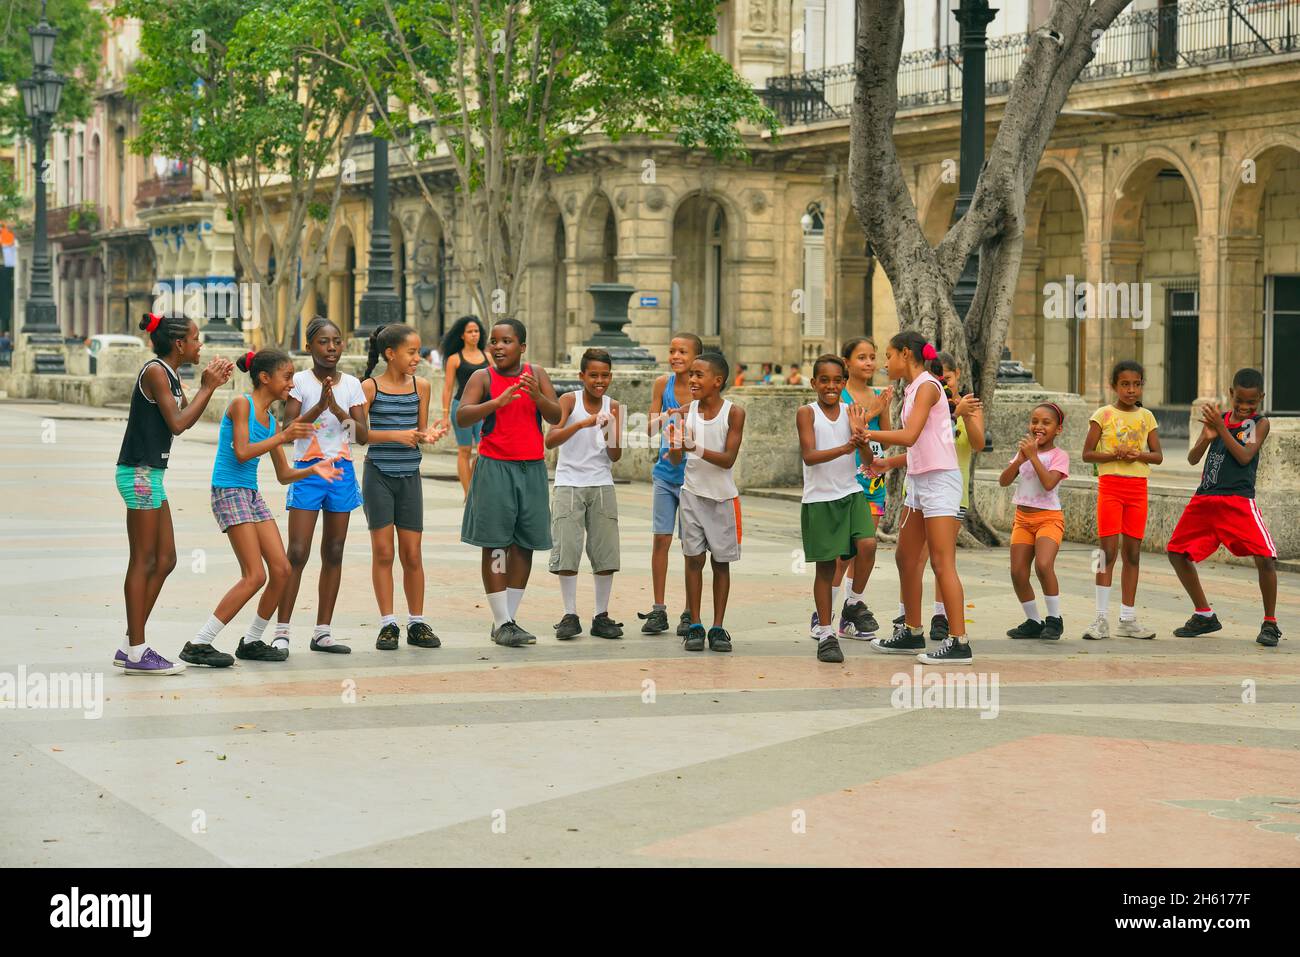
[762,0,1300,125]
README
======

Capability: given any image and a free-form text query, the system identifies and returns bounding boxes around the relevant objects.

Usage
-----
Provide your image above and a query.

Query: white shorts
[903,468,964,518]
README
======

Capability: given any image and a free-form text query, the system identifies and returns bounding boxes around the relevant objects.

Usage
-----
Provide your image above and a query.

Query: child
[457,318,563,647]
[181,350,342,667]
[637,332,703,637]
[1082,360,1163,639]
[275,317,369,655]
[798,355,875,663]
[665,352,746,653]
[546,348,624,640]
[116,313,233,675]
[1000,403,1070,640]
[1167,368,1279,646]
[865,332,978,664]
[786,364,804,386]
[361,324,447,651]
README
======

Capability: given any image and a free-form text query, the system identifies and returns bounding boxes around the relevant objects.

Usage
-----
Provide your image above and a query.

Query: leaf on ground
[233,723,255,730]
[50,747,62,752]
[175,760,185,765]
[216,754,227,761]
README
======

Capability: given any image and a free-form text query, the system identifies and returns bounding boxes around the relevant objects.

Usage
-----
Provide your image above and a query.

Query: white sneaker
[1116,617,1156,639]
[1082,615,1109,640]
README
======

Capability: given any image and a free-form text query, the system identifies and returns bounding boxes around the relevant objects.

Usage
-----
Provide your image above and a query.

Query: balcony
[135,169,200,209]
[47,203,102,246]
[762,0,1300,126]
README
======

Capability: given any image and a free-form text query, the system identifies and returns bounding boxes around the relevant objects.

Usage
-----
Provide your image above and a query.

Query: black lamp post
[18,1,65,337]
[356,89,402,337]
[950,0,997,323]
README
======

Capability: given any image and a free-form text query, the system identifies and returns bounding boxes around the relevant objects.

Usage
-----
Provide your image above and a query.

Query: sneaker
[123,648,187,676]
[809,611,821,640]
[1040,616,1064,641]
[517,623,538,645]
[840,601,879,640]
[676,611,692,637]
[1082,615,1109,640]
[112,649,128,668]
[1006,618,1044,639]
[375,623,401,651]
[682,624,706,652]
[1173,613,1222,638]
[1116,617,1156,639]
[892,613,906,627]
[870,628,926,654]
[590,613,624,639]
[707,627,733,653]
[816,635,844,663]
[1257,620,1282,647]
[406,622,440,648]
[236,637,288,661]
[179,641,234,668]
[929,614,950,642]
[637,608,669,634]
[554,613,583,641]
[918,636,974,665]
[493,621,529,648]
[311,636,352,654]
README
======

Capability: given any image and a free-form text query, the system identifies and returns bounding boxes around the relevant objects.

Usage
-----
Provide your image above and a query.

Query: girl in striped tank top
[361,325,448,651]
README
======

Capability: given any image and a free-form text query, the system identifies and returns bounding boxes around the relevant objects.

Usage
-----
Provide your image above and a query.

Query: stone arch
[671,192,737,354]
[327,225,356,335]
[573,190,620,342]
[1109,147,1202,244]
[920,179,957,246]
[409,209,449,345]
[1224,137,1300,236]
[522,195,568,364]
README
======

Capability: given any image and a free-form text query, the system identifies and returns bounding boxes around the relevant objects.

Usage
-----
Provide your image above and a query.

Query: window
[704,207,725,337]
[804,0,826,71]
[802,207,826,338]
[1165,285,1199,405]
[1267,276,1300,413]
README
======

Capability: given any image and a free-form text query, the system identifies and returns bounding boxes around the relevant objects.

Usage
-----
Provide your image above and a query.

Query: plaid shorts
[211,486,273,532]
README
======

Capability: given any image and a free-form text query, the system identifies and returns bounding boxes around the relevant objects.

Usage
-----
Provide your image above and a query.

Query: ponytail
[364,323,417,379]
[236,348,291,386]
[888,330,936,369]
[139,312,190,358]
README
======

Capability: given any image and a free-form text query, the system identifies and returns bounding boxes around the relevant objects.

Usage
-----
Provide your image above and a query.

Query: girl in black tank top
[439,316,490,495]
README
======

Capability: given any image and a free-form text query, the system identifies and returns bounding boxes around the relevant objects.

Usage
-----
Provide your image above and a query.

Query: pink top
[902,371,957,475]
[1012,446,1070,510]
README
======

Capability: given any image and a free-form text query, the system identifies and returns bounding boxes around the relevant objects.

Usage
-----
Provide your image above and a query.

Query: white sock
[1020,599,1041,622]
[848,586,865,606]
[380,614,397,628]
[120,636,131,654]
[507,586,524,620]
[1120,603,1136,622]
[193,614,224,646]
[272,622,291,650]
[1195,607,1214,617]
[487,591,510,628]
[816,624,835,642]
[244,614,270,643]
[126,643,147,663]
[313,624,336,648]
[934,600,946,618]
[408,614,425,626]
[897,602,906,618]
[559,576,578,615]
[831,583,844,611]
[1095,586,1111,616]
[1045,594,1061,618]
[594,575,613,616]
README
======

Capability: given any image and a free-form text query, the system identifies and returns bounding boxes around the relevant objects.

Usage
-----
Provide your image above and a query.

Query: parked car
[87,334,146,373]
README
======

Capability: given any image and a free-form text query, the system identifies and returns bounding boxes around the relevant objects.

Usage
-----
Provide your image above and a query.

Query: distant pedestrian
[786,364,804,386]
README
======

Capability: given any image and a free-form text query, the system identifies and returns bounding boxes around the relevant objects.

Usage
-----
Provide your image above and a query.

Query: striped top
[366,376,422,477]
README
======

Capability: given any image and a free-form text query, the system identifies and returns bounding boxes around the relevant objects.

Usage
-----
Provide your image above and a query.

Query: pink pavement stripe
[635,735,1300,867]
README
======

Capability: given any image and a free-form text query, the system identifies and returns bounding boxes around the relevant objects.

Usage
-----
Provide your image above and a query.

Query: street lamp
[950,0,997,324]
[19,0,66,337]
[355,87,402,337]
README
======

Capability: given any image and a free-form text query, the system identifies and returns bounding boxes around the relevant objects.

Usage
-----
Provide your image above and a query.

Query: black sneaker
[682,623,706,652]
[1006,618,1044,639]
[493,621,529,648]
[179,641,234,668]
[637,608,669,634]
[918,636,974,665]
[841,601,879,639]
[554,613,582,640]
[930,614,950,642]
[892,613,906,627]
[1040,616,1064,640]
[816,635,844,663]
[406,622,441,648]
[1257,621,1281,647]
[516,623,538,645]
[375,623,400,650]
[590,613,624,639]
[871,627,925,654]
[310,636,352,654]
[1173,612,1222,637]
[236,637,288,661]
[676,611,692,637]
[707,627,733,653]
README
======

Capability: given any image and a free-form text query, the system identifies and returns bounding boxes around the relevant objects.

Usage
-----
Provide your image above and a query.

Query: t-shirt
[289,370,366,462]
[1090,405,1158,477]
[1012,446,1070,510]
[1197,412,1264,498]
[954,414,973,510]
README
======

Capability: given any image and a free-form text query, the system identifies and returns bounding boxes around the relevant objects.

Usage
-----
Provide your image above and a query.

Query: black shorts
[362,458,423,532]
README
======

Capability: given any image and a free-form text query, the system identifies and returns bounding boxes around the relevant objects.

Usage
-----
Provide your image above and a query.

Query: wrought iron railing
[762,0,1300,125]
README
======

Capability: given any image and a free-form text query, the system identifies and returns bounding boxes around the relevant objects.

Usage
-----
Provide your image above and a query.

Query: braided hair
[140,312,190,358]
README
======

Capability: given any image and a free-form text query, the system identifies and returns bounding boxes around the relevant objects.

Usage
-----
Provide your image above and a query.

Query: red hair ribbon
[245,351,256,367]
[922,343,938,361]
[144,313,162,333]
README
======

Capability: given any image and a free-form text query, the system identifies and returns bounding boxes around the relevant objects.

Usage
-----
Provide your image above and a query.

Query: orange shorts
[1010,507,1065,546]
[1096,474,1148,539]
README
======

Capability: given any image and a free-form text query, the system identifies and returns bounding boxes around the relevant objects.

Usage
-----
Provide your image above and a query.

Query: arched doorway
[671,194,731,353]
[410,211,447,346]
[328,226,356,335]
[575,192,618,342]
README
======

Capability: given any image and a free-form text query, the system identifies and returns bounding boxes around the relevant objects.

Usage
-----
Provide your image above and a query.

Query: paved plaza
[1,398,1297,867]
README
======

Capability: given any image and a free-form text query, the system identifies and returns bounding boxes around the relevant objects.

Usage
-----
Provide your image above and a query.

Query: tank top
[554,393,613,487]
[453,351,489,401]
[651,372,687,485]
[366,376,423,477]
[841,386,885,505]
[683,399,738,500]
[902,371,958,475]
[212,396,276,490]
[117,359,183,469]
[954,413,973,509]
[802,402,862,504]
[479,364,544,461]
[1198,412,1263,498]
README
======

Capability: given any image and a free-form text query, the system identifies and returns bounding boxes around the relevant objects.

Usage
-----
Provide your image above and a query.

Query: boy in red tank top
[456,319,563,647]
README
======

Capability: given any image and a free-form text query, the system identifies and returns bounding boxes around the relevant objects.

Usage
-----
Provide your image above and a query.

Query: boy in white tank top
[545,349,624,640]
[665,353,746,653]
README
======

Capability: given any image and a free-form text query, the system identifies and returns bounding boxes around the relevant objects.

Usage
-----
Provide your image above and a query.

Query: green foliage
[0,1,106,139]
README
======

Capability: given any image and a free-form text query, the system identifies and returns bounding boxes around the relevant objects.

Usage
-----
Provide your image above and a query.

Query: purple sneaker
[123,647,186,676]
[112,649,128,668]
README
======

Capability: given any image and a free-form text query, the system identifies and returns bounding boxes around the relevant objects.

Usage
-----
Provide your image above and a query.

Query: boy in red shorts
[1167,368,1279,646]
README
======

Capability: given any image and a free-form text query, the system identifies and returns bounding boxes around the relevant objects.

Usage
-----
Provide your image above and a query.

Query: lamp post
[950,0,997,323]
[18,1,65,338]
[355,89,402,338]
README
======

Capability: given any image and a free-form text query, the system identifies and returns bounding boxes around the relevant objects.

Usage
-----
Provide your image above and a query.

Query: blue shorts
[450,397,483,448]
[286,458,362,513]
[652,477,682,536]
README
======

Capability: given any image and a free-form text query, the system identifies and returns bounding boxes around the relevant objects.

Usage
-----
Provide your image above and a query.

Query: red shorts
[1167,494,1277,563]
[1096,474,1148,539]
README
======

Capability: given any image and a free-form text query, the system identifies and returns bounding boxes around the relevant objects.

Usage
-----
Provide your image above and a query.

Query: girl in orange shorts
[999,404,1070,640]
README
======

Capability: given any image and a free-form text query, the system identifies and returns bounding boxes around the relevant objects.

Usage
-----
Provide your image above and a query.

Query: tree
[322,0,776,321]
[848,0,1133,540]
[118,0,367,348]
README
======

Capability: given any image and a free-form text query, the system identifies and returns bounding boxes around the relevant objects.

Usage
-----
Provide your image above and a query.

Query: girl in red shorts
[1082,360,1163,639]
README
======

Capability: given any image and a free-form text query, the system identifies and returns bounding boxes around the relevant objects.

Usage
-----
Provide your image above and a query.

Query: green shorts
[461,455,552,551]
[549,485,620,574]
[801,492,875,562]
[116,465,166,510]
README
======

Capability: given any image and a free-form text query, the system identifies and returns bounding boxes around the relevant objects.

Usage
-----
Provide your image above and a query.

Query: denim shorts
[450,397,484,448]
[651,477,682,536]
